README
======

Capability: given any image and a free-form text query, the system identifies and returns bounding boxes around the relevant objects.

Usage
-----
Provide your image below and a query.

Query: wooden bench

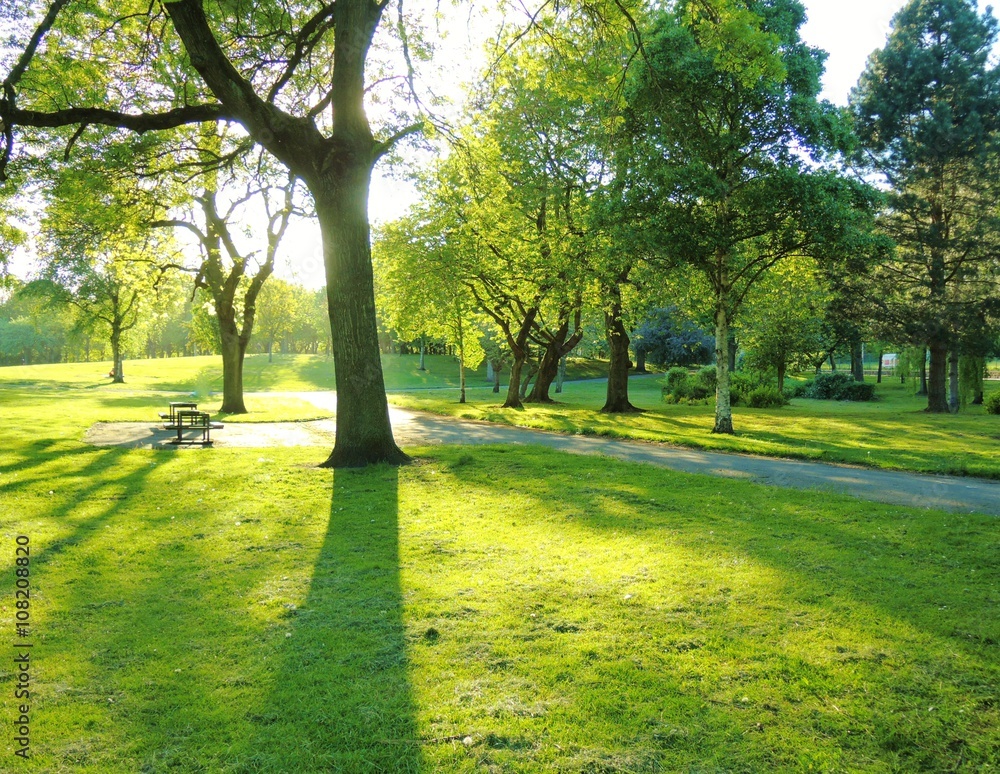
[168,410,223,446]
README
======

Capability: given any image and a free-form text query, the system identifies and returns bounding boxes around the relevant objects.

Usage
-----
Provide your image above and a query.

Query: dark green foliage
[785,381,812,399]
[632,307,713,368]
[661,367,715,404]
[730,370,770,406]
[805,372,876,401]
[745,385,789,408]
[985,391,1000,415]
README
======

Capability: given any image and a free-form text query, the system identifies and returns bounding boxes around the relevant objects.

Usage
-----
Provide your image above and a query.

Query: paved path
[85,390,1000,516]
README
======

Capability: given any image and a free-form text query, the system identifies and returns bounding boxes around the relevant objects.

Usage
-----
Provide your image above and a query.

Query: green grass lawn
[389,375,1000,479]
[0,381,998,771]
[0,353,609,394]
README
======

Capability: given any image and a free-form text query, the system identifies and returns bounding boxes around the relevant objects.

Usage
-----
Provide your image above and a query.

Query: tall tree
[1,0,434,465]
[851,0,1000,413]
[619,0,881,433]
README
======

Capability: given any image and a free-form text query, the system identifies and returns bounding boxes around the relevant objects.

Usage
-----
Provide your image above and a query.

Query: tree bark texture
[876,350,883,383]
[555,355,567,394]
[926,340,949,412]
[713,304,734,434]
[602,286,639,413]
[851,339,865,382]
[219,327,248,414]
[315,170,407,466]
[110,328,124,384]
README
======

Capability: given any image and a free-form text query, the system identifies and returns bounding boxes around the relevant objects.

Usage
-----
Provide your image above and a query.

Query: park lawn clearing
[1,384,998,772]
[0,353,609,394]
[389,376,1000,479]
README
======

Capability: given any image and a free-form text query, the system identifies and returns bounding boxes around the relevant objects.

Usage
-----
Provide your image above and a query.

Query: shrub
[807,372,857,399]
[662,367,690,402]
[785,381,812,399]
[664,367,689,394]
[986,392,1000,415]
[730,370,769,406]
[745,386,789,409]
[695,366,717,392]
[802,372,875,401]
[839,382,876,402]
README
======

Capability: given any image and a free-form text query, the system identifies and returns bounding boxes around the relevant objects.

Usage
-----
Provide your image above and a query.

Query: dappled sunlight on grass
[1,384,997,770]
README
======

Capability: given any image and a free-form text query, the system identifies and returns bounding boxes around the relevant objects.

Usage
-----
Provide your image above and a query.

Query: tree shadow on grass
[242,465,419,772]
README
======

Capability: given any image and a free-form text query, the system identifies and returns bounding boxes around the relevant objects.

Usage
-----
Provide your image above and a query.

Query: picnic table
[159,402,198,424]
[159,402,223,445]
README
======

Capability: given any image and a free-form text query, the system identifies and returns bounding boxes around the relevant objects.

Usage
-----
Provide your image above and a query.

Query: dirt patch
[84,421,335,449]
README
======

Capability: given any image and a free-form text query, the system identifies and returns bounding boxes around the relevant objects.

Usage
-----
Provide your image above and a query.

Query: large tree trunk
[219,328,248,414]
[602,286,639,413]
[926,340,949,412]
[315,168,406,467]
[527,344,561,402]
[634,348,647,373]
[949,348,960,413]
[504,355,526,408]
[713,303,733,434]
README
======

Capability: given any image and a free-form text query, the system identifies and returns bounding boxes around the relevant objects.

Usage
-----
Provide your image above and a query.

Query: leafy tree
[739,261,830,391]
[619,0,882,433]
[255,277,298,362]
[631,307,714,369]
[851,0,1000,413]
[34,161,176,381]
[1,0,437,465]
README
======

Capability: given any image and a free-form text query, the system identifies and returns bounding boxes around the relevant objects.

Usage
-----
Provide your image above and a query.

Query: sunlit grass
[0,385,997,771]
[389,375,1000,479]
[0,353,609,393]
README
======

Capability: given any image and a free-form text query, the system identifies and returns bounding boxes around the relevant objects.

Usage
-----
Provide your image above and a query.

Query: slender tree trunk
[926,340,949,412]
[486,361,494,383]
[713,303,734,434]
[458,353,466,404]
[948,348,960,413]
[602,285,639,413]
[110,327,124,383]
[555,355,567,394]
[492,361,502,394]
[519,358,538,400]
[876,350,884,384]
[314,166,406,467]
[829,352,837,371]
[851,339,864,382]
[418,337,426,370]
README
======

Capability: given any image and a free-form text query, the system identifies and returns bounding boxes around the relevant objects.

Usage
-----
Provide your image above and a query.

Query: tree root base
[319,444,411,469]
